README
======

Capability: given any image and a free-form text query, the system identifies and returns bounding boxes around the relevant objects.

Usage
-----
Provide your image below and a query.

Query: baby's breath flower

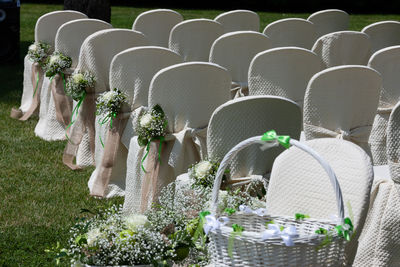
[96,88,127,124]
[136,104,168,147]
[65,71,95,101]
[44,51,72,77]
[27,41,51,64]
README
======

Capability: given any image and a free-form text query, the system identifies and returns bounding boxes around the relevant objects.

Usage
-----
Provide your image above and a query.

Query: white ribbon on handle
[261,224,298,246]
[203,215,229,235]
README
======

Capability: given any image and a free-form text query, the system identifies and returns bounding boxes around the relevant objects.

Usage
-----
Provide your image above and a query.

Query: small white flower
[73,73,84,84]
[29,43,37,51]
[140,113,154,128]
[195,161,213,178]
[87,228,101,246]
[49,54,61,64]
[102,90,117,102]
[124,214,149,232]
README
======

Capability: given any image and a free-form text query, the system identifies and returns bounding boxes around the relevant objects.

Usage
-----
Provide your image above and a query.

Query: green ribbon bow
[261,130,291,149]
[224,208,236,216]
[65,91,86,141]
[141,136,165,173]
[295,213,310,220]
[193,211,211,243]
[228,224,244,258]
[335,217,354,241]
[32,72,40,98]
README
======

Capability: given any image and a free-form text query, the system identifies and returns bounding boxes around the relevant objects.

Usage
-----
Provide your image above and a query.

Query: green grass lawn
[1,3,400,266]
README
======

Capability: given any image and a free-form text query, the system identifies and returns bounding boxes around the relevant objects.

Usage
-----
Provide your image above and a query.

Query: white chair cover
[88,46,182,197]
[132,9,183,47]
[248,47,323,108]
[209,31,273,98]
[303,65,382,155]
[17,11,87,115]
[169,19,224,61]
[307,9,349,38]
[353,102,400,266]
[311,31,372,68]
[267,138,374,265]
[262,18,317,49]
[64,29,148,169]
[35,19,112,141]
[362,21,400,53]
[368,46,400,165]
[123,62,231,213]
[214,9,260,33]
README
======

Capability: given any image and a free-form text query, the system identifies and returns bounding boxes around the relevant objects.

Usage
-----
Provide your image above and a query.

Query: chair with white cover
[353,102,400,266]
[34,19,112,141]
[88,46,182,198]
[303,65,382,155]
[214,9,260,33]
[362,21,400,54]
[209,31,273,98]
[368,46,400,166]
[248,47,323,108]
[307,9,349,38]
[175,96,302,195]
[11,10,87,120]
[63,29,148,170]
[262,18,317,49]
[123,62,231,213]
[311,31,372,68]
[267,138,374,265]
[132,9,183,47]
[169,19,224,61]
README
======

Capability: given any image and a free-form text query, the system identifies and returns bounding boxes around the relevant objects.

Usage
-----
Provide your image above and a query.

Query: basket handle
[210,133,345,222]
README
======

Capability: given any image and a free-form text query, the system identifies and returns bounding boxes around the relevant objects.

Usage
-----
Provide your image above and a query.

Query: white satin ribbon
[239,205,268,216]
[261,224,298,246]
[203,215,230,235]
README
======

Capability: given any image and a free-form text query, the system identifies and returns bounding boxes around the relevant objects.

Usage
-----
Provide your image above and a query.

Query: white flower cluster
[27,42,51,64]
[188,160,221,194]
[96,88,127,120]
[44,51,72,77]
[136,105,167,147]
[67,205,173,266]
[65,71,95,101]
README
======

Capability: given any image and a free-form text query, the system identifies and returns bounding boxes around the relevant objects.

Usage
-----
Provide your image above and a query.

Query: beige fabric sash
[139,126,208,212]
[90,110,130,197]
[304,123,372,144]
[63,92,97,170]
[377,106,393,115]
[231,81,248,99]
[389,160,400,183]
[51,69,74,127]
[13,63,44,120]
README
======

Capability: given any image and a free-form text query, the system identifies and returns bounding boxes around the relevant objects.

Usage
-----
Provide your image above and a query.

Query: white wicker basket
[207,134,347,267]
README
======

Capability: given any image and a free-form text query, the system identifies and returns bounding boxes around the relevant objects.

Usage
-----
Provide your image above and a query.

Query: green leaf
[138,136,149,147]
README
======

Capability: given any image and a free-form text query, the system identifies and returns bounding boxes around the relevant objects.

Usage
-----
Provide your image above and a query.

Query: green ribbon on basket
[335,217,354,241]
[193,211,211,243]
[228,224,244,258]
[140,136,165,173]
[65,91,86,141]
[295,213,310,220]
[261,130,291,149]
[32,71,40,98]
[98,112,117,148]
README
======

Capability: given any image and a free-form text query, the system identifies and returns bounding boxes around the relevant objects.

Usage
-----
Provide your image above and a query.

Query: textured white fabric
[207,96,301,178]
[35,19,112,141]
[169,19,224,62]
[70,29,149,167]
[267,138,374,265]
[132,9,183,48]
[353,102,400,266]
[18,11,87,115]
[307,9,349,38]
[311,31,372,68]
[303,65,381,155]
[262,18,317,49]
[214,10,260,33]
[248,47,322,107]
[362,21,400,53]
[123,62,231,213]
[89,46,182,197]
[368,46,400,165]
[209,31,273,98]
